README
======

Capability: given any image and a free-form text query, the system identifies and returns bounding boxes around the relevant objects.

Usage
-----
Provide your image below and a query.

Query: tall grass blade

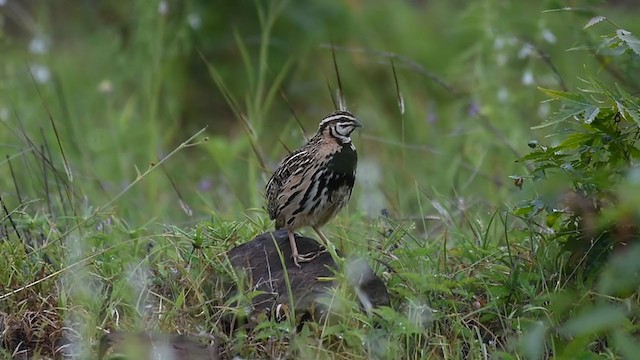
[28,66,74,182]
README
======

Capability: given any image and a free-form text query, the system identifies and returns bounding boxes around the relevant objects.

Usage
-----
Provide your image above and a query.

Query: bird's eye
[336,123,351,135]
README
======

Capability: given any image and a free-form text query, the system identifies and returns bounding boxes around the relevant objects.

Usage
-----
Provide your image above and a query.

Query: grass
[1,0,640,358]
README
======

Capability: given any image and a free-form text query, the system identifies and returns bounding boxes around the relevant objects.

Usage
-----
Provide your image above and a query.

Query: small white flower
[627,167,640,184]
[29,35,50,55]
[522,69,534,85]
[97,79,113,94]
[518,44,533,59]
[187,13,202,29]
[538,102,550,118]
[158,0,168,15]
[29,64,50,83]
[496,53,507,66]
[542,29,556,44]
[497,87,509,103]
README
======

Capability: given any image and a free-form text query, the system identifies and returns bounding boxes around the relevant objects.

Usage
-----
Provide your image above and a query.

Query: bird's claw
[292,250,325,268]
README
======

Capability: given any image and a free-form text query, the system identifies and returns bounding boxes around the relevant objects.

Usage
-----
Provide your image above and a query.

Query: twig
[0,195,22,241]
[331,42,346,110]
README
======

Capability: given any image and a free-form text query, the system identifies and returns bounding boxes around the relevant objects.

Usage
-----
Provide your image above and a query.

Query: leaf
[518,150,550,162]
[630,147,640,159]
[513,205,536,217]
[615,100,627,118]
[560,305,628,336]
[615,84,640,125]
[613,330,640,360]
[541,7,596,16]
[514,199,546,218]
[597,245,640,296]
[538,88,586,104]
[546,211,563,227]
[535,88,602,128]
[616,29,640,56]
[557,132,592,150]
[583,16,606,29]
[584,106,600,124]
[530,117,569,129]
[175,290,186,308]
[519,321,548,360]
[566,45,592,52]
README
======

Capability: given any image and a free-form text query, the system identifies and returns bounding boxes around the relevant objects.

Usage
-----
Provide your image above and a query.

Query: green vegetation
[1,0,640,358]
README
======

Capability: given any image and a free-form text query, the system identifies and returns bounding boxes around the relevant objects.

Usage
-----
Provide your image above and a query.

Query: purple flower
[468,101,480,117]
[198,178,212,192]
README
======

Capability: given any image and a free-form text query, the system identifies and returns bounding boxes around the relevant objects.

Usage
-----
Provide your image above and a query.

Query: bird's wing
[266,148,312,220]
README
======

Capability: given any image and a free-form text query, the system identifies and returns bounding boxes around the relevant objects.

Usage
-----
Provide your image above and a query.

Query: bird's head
[317,110,363,144]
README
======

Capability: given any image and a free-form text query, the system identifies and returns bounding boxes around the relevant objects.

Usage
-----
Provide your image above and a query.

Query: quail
[266,110,362,267]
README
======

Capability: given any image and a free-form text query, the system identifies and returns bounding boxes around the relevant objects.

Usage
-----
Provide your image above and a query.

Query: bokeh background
[3,0,638,225]
[2,0,640,358]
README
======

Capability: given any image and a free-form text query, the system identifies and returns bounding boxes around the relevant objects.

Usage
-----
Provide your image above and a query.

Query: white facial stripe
[319,114,357,127]
[330,126,351,143]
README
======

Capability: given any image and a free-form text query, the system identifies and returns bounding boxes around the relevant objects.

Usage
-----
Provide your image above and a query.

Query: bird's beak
[354,120,363,128]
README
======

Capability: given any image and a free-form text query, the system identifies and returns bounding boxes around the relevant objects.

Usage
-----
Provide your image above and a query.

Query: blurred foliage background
[2,0,638,225]
[2,0,640,358]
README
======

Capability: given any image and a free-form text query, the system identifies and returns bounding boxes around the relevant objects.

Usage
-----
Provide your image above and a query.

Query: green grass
[1,0,640,358]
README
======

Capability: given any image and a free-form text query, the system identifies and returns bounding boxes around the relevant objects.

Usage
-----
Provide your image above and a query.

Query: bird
[266,110,362,267]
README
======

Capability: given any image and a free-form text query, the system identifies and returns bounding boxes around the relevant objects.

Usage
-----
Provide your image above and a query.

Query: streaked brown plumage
[266,110,362,267]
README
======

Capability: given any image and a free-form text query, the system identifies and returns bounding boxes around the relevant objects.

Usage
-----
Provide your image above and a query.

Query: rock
[226,230,390,324]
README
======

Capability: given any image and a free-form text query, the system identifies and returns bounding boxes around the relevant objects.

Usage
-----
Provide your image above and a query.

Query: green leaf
[597,245,640,296]
[175,290,186,308]
[584,106,599,124]
[531,109,579,129]
[514,205,536,217]
[558,335,600,359]
[615,84,640,125]
[613,330,640,359]
[534,89,599,128]
[557,132,592,150]
[538,88,586,104]
[518,150,549,162]
[541,7,596,16]
[560,305,628,336]
[616,29,640,56]
[584,16,606,29]
[514,199,546,218]
[546,210,563,227]
[519,321,548,360]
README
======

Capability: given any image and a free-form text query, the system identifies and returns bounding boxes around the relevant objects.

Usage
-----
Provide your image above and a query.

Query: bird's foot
[292,250,325,268]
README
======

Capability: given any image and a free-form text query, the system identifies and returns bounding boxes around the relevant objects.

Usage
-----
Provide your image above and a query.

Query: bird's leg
[313,226,330,250]
[288,230,320,268]
[313,227,337,260]
[287,230,301,268]
[313,226,331,256]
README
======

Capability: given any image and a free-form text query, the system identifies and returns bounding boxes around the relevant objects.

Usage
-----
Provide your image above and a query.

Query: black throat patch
[327,142,357,175]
